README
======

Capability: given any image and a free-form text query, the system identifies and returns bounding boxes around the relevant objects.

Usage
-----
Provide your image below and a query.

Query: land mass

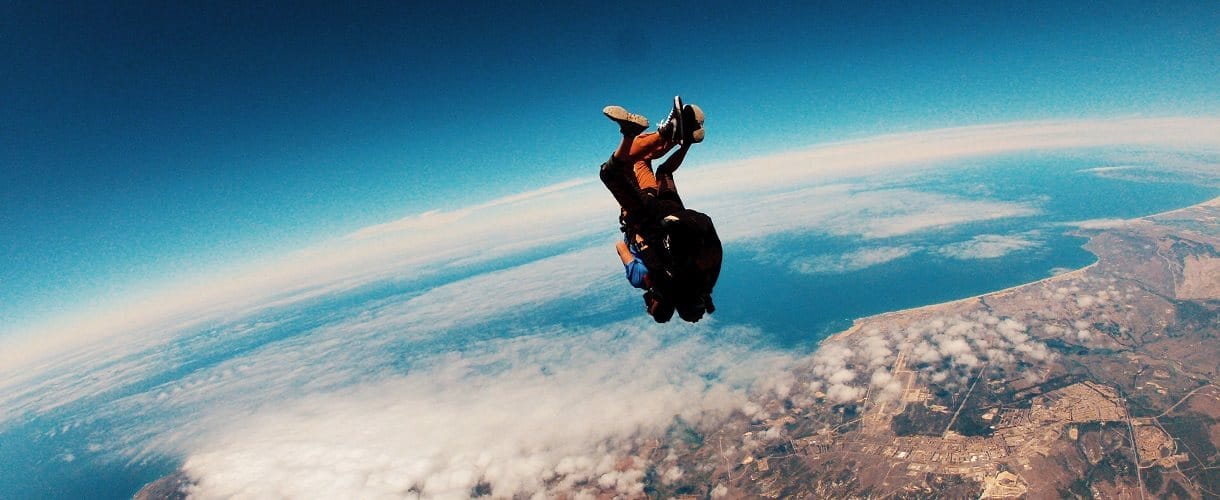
[137,197,1220,499]
[667,196,1220,499]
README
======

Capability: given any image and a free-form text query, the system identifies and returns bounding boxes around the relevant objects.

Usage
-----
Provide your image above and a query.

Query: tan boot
[603,105,649,137]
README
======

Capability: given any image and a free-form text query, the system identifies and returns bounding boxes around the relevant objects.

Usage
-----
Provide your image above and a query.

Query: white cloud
[714,186,1039,242]
[1078,166,1137,174]
[776,229,1045,278]
[1077,158,1220,185]
[938,233,1041,260]
[341,246,621,335]
[345,179,595,241]
[789,246,918,275]
[1063,218,1129,230]
[801,312,1057,405]
[0,244,631,431]
[144,324,795,499]
[825,384,864,404]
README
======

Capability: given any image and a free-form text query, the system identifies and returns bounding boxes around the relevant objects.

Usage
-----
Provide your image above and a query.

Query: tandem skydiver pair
[598,96,722,323]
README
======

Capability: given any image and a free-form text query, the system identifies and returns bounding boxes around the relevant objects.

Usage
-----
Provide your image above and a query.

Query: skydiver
[599,96,722,323]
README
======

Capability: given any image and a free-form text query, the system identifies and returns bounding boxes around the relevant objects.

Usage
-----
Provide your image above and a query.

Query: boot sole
[683,104,705,143]
[689,128,705,143]
[603,106,649,129]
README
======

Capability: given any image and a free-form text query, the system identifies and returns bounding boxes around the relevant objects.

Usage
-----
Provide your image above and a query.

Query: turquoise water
[1,152,1216,498]
[714,153,1218,350]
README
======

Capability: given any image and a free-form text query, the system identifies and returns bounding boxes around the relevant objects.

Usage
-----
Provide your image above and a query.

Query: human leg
[601,154,647,219]
[656,169,677,200]
[653,103,704,200]
[602,105,667,166]
[610,97,682,162]
[603,105,648,139]
[608,127,664,201]
[628,99,702,172]
[624,133,674,201]
[601,106,651,220]
[654,142,688,201]
[613,132,635,163]
[601,104,679,225]
[632,159,658,198]
[626,131,677,163]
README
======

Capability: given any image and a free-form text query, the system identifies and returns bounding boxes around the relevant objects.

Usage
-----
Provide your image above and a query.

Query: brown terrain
[657,197,1219,499]
[138,197,1220,499]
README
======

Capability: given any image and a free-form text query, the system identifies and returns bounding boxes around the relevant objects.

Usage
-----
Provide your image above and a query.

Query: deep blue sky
[2,1,1218,333]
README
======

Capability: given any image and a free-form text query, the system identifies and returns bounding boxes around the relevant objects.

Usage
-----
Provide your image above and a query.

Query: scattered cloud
[1078,160,1220,185]
[937,233,1042,260]
[1062,218,1129,230]
[805,312,1057,405]
[1078,166,1138,174]
[789,246,918,275]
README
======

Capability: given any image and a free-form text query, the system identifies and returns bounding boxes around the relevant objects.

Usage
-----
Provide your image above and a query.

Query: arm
[655,142,690,175]
[617,239,650,289]
[655,143,689,201]
[616,239,634,265]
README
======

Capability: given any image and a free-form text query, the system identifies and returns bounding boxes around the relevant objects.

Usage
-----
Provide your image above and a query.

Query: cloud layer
[165,325,794,499]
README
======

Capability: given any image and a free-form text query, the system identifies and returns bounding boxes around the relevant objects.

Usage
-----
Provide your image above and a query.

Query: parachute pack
[646,208,722,323]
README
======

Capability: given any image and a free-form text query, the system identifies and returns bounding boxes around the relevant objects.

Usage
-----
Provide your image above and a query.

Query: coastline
[1144,194,1220,219]
[822,195,1220,346]
[823,261,1101,345]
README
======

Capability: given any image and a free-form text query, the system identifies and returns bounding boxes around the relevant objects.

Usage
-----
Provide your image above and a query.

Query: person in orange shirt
[598,97,720,323]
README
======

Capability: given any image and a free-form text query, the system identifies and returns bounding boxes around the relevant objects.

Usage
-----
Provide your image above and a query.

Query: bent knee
[600,158,628,184]
[599,161,615,182]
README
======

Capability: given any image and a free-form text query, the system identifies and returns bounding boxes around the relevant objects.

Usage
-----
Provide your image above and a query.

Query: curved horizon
[5,115,1219,373]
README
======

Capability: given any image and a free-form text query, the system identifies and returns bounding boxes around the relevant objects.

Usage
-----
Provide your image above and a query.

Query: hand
[616,239,634,265]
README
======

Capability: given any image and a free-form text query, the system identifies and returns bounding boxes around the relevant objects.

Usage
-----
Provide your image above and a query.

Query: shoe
[603,105,649,137]
[656,95,684,142]
[681,104,704,144]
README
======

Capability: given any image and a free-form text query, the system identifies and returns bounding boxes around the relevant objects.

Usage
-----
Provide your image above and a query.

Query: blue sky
[2,1,1218,334]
